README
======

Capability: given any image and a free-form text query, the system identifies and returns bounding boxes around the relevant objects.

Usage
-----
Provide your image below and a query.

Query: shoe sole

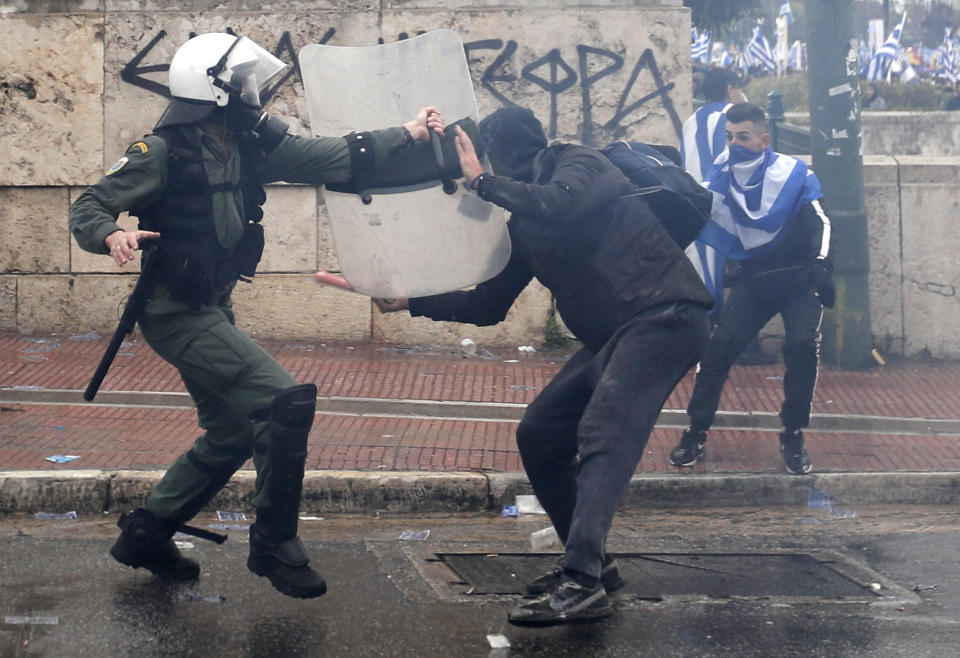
[247,556,327,599]
[110,544,199,581]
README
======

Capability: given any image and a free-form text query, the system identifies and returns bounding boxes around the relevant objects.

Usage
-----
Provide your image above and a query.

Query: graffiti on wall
[121,29,682,145]
[464,39,681,143]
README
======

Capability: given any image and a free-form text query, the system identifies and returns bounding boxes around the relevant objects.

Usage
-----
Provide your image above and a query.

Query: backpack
[600,140,712,249]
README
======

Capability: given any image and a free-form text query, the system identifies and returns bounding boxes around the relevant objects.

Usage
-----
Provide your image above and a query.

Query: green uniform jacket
[69,124,408,313]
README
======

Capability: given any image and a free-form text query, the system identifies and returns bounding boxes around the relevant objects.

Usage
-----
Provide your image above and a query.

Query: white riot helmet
[156,33,287,128]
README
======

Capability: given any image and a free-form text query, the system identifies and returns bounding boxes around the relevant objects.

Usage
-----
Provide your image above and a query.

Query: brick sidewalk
[2,330,959,474]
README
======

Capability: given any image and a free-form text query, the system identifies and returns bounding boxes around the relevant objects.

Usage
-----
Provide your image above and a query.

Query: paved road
[2,505,960,657]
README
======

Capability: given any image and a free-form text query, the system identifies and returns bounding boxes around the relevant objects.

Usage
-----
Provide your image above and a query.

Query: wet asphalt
[2,505,960,657]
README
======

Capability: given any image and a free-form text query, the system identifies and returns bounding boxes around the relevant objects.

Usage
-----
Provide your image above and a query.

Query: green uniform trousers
[138,295,298,521]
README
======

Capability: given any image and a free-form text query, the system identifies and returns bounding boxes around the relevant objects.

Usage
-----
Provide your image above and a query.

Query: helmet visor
[227,37,286,108]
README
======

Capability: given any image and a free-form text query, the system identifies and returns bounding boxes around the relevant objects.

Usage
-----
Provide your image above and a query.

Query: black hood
[478,106,547,183]
[154,97,218,130]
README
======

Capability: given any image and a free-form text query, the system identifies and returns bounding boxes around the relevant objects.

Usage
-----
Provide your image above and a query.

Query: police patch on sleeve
[106,156,129,175]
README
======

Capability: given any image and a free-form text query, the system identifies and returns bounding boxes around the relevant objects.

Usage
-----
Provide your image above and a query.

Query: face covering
[478,106,547,183]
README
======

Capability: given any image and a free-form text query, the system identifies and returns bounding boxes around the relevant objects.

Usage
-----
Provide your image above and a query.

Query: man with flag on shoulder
[680,69,775,365]
[669,102,835,475]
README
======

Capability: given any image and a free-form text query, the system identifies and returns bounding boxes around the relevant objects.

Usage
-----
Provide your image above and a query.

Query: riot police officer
[69,32,444,598]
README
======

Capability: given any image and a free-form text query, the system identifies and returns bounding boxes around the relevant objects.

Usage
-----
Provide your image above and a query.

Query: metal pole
[805,0,873,367]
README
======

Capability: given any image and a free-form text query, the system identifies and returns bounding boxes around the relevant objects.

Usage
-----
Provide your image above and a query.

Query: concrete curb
[3,469,960,515]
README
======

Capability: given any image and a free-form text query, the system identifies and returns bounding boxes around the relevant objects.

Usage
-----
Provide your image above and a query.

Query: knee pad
[271,384,317,431]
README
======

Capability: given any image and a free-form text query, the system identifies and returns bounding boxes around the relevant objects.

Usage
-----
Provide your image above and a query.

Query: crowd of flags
[692,1,959,88]
[691,1,802,75]
[862,12,958,85]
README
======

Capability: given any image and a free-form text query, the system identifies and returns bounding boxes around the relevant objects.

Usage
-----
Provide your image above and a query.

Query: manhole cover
[437,552,879,599]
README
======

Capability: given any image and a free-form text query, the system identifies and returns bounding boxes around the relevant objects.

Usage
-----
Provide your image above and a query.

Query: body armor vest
[137,126,266,305]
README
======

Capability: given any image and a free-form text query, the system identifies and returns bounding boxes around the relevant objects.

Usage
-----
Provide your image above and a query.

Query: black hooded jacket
[409,109,713,352]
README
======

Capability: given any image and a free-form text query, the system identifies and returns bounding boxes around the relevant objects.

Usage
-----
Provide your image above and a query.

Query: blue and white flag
[945,46,959,85]
[938,28,958,84]
[692,28,710,63]
[866,13,906,81]
[681,101,732,183]
[692,145,824,306]
[747,23,777,72]
[779,1,794,24]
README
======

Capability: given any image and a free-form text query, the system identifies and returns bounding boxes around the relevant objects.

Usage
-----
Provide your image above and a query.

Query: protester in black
[374,107,713,625]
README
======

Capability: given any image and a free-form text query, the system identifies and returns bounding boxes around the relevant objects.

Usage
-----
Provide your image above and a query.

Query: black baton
[84,246,158,402]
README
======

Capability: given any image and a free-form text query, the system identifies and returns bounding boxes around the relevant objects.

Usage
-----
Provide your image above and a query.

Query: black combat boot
[247,384,326,598]
[110,508,200,580]
[247,523,327,598]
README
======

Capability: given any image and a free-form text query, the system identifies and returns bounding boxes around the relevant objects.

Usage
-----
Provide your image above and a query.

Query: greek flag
[946,47,959,85]
[681,101,732,183]
[692,28,710,63]
[692,146,824,307]
[779,1,794,24]
[747,24,777,72]
[866,14,905,81]
[939,28,958,84]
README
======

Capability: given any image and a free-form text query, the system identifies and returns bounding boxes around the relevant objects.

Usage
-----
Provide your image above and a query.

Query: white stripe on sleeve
[811,199,831,259]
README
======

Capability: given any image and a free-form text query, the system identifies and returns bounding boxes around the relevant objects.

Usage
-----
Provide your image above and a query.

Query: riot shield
[300,29,511,298]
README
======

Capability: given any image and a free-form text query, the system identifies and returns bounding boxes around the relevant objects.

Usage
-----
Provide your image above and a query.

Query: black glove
[807,260,836,308]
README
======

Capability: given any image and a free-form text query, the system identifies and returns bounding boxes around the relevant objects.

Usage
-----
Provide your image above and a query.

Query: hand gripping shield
[300,29,511,298]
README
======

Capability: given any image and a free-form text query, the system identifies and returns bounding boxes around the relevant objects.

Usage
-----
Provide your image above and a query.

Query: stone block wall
[1,0,689,349]
[2,2,958,358]
[895,157,960,358]
[755,157,960,360]
[785,111,960,156]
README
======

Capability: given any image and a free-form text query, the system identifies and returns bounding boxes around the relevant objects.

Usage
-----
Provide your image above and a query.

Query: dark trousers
[687,283,823,432]
[516,302,710,579]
